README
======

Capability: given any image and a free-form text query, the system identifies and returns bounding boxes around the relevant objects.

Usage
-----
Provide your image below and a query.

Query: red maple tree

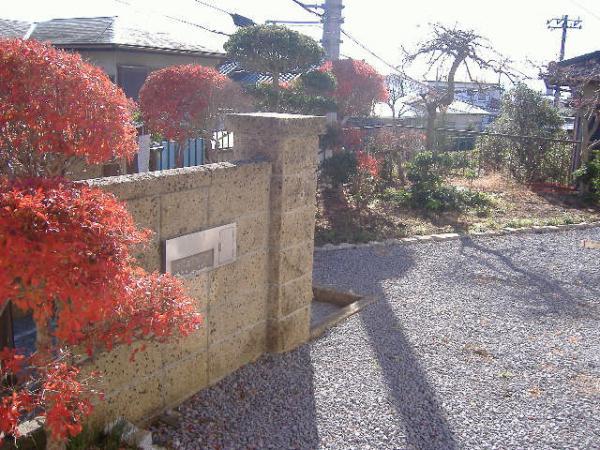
[356,151,380,178]
[341,128,368,153]
[0,39,138,177]
[1,349,94,444]
[0,40,202,449]
[321,59,388,119]
[139,64,234,166]
[0,178,202,447]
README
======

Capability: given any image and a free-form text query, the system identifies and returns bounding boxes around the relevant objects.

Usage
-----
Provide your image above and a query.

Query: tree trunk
[426,54,465,153]
[0,301,14,351]
[425,104,437,152]
[46,438,67,450]
[581,114,599,165]
[201,130,215,164]
[577,114,600,192]
[36,322,67,450]
[272,72,281,111]
[176,140,185,168]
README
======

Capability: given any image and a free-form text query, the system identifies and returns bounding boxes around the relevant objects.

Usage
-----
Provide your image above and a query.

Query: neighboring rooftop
[558,50,600,68]
[0,18,31,38]
[219,60,303,85]
[425,80,502,88]
[546,50,600,87]
[445,100,491,115]
[374,96,491,119]
[0,16,225,56]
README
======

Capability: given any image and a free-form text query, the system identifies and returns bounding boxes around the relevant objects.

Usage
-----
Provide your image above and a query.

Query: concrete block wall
[227,113,326,353]
[85,113,325,424]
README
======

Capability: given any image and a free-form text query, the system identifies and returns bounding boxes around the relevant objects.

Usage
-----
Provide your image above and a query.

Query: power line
[567,0,600,22]
[194,0,231,15]
[113,0,231,36]
[339,28,427,91]
[194,0,256,27]
[289,0,323,18]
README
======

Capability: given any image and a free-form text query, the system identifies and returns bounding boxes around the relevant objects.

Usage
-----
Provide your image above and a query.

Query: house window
[117,65,150,100]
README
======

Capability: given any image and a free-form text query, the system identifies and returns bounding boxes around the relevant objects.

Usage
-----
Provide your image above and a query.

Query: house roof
[425,80,502,88]
[374,96,491,119]
[545,50,600,87]
[0,18,31,38]
[219,60,302,85]
[0,16,225,57]
[445,100,491,115]
[558,50,600,67]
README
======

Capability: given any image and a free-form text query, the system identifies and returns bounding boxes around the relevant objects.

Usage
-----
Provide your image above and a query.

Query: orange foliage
[321,59,388,118]
[139,64,229,142]
[356,151,380,178]
[0,39,137,168]
[0,178,202,444]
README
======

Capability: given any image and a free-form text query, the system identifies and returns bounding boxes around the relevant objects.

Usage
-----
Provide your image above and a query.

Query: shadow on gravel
[458,237,599,319]
[348,246,458,449]
[155,347,320,449]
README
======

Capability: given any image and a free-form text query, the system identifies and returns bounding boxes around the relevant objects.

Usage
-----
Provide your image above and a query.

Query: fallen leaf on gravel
[498,371,515,379]
[571,374,600,395]
[464,343,494,359]
[528,386,543,398]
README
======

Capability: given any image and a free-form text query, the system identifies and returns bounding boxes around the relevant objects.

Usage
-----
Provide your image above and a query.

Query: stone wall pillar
[226,113,326,352]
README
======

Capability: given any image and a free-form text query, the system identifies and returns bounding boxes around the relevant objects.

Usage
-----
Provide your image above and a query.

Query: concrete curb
[314,221,600,253]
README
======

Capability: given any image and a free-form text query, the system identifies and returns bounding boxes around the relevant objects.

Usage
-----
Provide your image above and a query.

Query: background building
[0,16,226,99]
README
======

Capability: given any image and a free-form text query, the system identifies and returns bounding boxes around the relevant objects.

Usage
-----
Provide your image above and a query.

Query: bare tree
[545,61,600,190]
[549,63,600,155]
[385,74,408,119]
[404,23,517,151]
[575,83,600,169]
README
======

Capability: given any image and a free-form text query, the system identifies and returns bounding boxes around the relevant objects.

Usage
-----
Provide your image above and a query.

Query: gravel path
[153,227,600,449]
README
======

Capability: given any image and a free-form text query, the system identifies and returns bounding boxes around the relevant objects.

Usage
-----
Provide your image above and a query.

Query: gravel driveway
[154,227,600,449]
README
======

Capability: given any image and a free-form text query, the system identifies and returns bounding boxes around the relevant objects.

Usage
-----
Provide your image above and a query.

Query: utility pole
[275,0,344,61]
[547,15,583,106]
[321,0,344,60]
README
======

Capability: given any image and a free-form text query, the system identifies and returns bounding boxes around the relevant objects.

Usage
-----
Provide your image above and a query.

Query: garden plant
[0,39,202,450]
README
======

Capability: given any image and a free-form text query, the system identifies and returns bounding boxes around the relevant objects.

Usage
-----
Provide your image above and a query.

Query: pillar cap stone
[226,112,327,135]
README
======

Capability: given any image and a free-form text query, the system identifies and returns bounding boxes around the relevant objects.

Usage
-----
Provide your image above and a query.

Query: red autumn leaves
[0,39,202,445]
[0,178,201,352]
[139,65,230,143]
[0,39,137,166]
[321,59,389,118]
[0,178,202,443]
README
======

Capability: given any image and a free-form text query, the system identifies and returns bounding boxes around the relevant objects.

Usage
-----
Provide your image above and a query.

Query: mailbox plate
[164,223,237,276]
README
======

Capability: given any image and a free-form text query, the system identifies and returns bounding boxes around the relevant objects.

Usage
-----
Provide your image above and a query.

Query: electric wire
[567,0,600,22]
[113,0,231,36]
[289,0,323,18]
[194,0,232,15]
[339,28,427,91]
[194,0,256,26]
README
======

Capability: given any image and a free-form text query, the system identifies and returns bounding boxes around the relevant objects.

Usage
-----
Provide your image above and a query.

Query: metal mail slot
[163,223,237,276]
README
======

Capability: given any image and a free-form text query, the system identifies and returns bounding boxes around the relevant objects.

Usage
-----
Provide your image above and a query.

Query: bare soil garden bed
[316,173,600,245]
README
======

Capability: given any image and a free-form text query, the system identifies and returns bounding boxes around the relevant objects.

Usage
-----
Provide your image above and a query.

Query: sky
[4,0,600,90]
